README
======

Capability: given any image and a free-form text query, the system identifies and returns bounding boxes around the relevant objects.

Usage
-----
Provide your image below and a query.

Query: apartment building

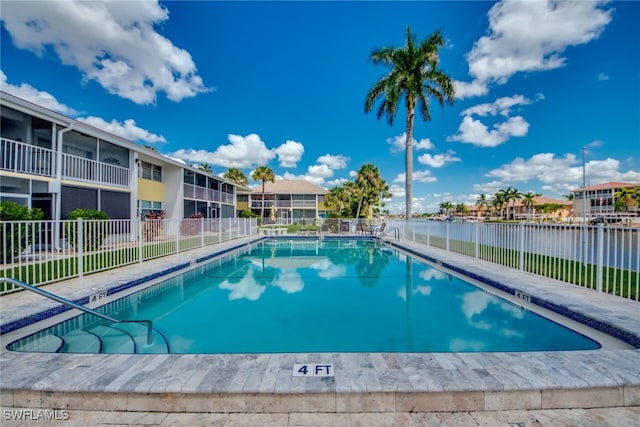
[572,181,640,220]
[237,179,329,223]
[0,91,237,220]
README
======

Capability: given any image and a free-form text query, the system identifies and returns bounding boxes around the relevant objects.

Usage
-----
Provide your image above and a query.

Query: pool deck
[1,235,639,418]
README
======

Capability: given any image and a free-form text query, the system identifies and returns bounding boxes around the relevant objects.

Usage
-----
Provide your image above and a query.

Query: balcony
[183,183,235,204]
[1,137,130,187]
[62,153,129,187]
[1,138,55,177]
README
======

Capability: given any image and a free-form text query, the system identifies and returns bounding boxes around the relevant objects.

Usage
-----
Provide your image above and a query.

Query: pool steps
[8,322,170,354]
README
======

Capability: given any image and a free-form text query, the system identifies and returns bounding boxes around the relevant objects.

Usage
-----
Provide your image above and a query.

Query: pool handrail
[0,277,154,346]
[380,226,400,240]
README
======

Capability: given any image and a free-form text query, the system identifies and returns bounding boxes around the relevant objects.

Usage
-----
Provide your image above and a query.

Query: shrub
[0,201,43,260]
[65,209,110,252]
[239,209,258,218]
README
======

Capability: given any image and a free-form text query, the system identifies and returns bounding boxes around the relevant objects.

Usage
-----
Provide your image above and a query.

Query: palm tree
[198,163,212,174]
[251,166,275,221]
[522,191,541,220]
[490,192,507,219]
[223,167,248,187]
[365,27,455,223]
[326,186,350,217]
[615,187,635,212]
[563,193,574,201]
[439,201,454,218]
[354,164,389,218]
[502,186,522,220]
[476,194,488,219]
[455,203,469,217]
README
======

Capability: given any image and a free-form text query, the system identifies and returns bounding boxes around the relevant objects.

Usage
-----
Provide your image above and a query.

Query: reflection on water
[86,239,602,353]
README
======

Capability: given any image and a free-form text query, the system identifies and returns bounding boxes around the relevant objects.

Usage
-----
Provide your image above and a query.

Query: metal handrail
[0,278,153,345]
[380,226,400,240]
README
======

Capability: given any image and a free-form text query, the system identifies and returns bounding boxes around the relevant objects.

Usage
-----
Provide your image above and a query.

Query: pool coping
[1,235,639,413]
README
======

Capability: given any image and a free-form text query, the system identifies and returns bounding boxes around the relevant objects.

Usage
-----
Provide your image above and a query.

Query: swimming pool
[7,238,603,354]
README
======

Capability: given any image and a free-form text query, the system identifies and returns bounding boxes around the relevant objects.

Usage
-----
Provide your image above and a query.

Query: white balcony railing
[1,138,129,187]
[183,183,235,205]
[61,153,129,187]
[1,138,55,177]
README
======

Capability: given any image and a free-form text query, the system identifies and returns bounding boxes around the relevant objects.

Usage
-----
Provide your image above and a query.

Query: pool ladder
[379,226,400,240]
[0,277,154,346]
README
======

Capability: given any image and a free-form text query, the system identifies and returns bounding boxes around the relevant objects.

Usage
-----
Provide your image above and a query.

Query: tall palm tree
[365,27,455,223]
[326,186,350,217]
[354,164,389,218]
[476,194,488,219]
[522,191,541,220]
[223,167,248,187]
[251,166,275,221]
[490,192,507,219]
[455,203,469,217]
[502,186,522,220]
[439,201,454,217]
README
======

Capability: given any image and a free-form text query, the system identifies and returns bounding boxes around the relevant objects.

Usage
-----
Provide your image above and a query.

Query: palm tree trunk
[405,105,415,223]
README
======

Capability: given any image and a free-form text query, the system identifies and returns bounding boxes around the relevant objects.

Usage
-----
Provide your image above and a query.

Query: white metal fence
[1,218,257,294]
[2,217,638,302]
[387,219,639,302]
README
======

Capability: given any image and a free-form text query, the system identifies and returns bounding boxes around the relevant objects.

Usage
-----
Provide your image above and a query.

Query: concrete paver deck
[1,235,639,419]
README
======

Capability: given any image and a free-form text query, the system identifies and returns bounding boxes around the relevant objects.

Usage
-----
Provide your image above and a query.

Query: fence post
[176,219,180,254]
[427,220,430,246]
[475,222,479,259]
[138,219,143,263]
[77,218,83,278]
[596,223,604,292]
[519,222,525,271]
[201,218,205,247]
[218,219,222,243]
[446,221,450,251]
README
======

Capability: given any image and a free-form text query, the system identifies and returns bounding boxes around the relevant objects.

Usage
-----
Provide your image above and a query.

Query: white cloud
[79,116,166,144]
[307,164,334,179]
[461,94,533,117]
[480,152,640,195]
[1,0,210,104]
[417,151,461,168]
[325,178,349,188]
[1,70,78,115]
[171,133,274,168]
[597,72,610,81]
[458,0,612,98]
[387,133,434,153]
[274,140,304,168]
[448,115,529,147]
[281,171,326,187]
[453,79,488,99]
[393,170,437,184]
[317,154,349,169]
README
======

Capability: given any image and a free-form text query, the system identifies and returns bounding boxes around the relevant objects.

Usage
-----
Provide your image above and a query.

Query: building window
[138,200,163,218]
[139,161,162,182]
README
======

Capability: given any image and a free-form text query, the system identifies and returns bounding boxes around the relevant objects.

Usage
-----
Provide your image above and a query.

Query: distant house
[509,196,573,220]
[1,91,238,220]
[466,195,573,220]
[571,181,640,220]
[236,179,329,223]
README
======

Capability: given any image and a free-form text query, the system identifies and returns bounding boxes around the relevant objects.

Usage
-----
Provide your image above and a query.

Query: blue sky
[1,0,638,214]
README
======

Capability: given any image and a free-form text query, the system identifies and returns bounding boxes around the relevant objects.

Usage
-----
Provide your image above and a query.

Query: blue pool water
[9,238,601,353]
